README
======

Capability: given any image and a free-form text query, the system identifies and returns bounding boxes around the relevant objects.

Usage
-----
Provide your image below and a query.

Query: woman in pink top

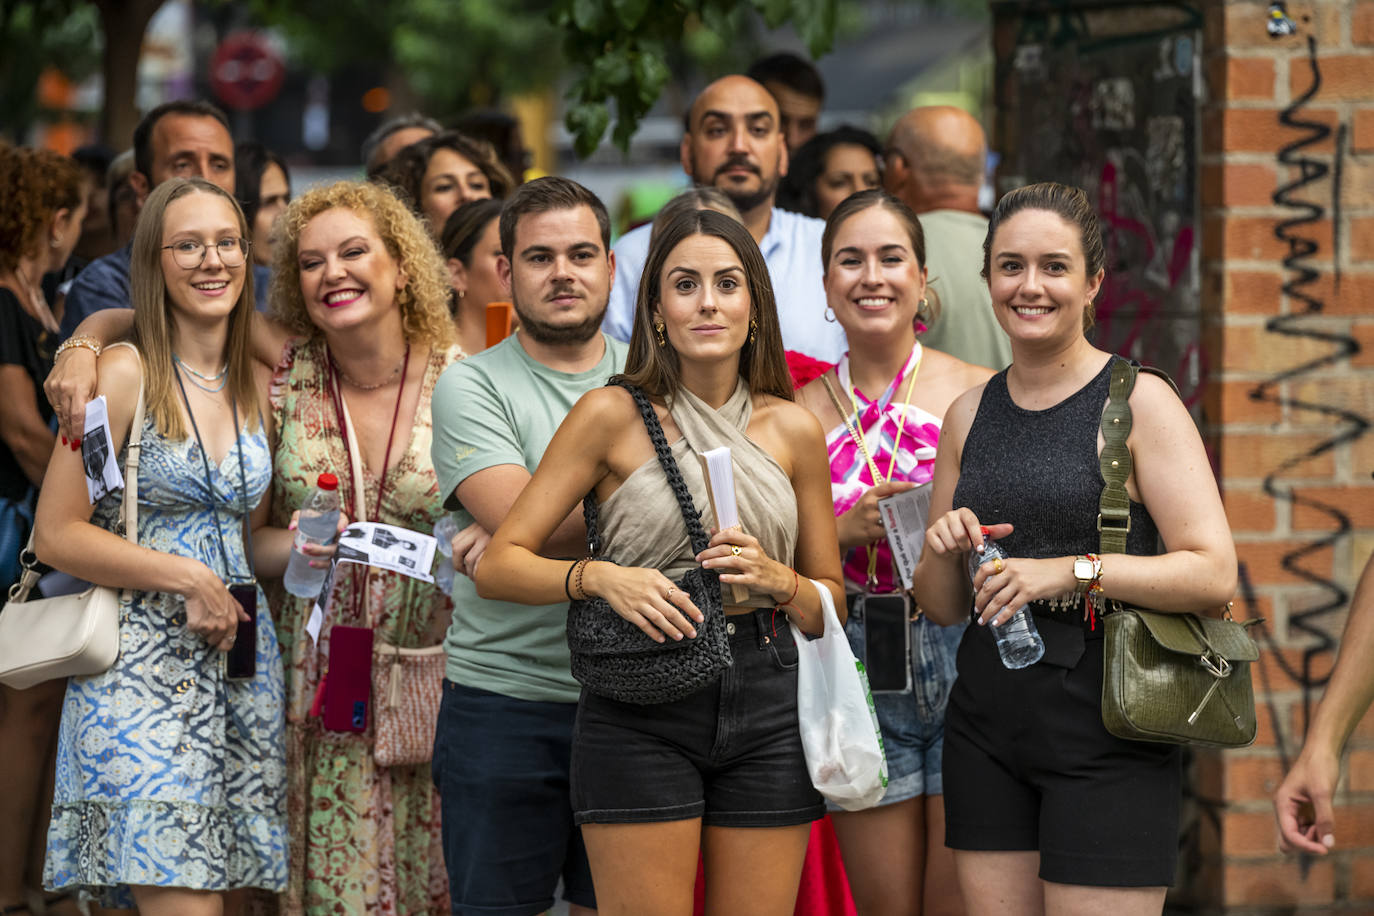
[797,189,992,916]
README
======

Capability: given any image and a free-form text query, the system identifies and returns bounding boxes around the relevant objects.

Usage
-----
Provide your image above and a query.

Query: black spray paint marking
[1248,35,1368,736]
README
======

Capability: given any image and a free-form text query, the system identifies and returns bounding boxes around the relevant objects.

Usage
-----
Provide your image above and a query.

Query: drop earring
[748,316,757,345]
[654,320,666,348]
[823,306,836,323]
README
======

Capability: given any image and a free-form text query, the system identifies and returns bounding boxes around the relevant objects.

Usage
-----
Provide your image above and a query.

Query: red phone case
[323,625,374,733]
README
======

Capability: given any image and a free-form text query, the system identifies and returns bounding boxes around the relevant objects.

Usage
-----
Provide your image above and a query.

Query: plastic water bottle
[283,473,341,598]
[968,526,1045,669]
[432,515,459,593]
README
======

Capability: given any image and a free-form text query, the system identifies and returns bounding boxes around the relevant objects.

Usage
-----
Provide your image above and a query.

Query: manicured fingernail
[673,632,683,641]
[71,440,80,451]
[61,435,68,446]
[1323,834,1335,848]
[288,521,297,530]
[686,629,697,638]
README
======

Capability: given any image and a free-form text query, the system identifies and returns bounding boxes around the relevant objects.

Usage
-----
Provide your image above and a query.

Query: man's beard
[512,294,608,346]
[694,154,779,213]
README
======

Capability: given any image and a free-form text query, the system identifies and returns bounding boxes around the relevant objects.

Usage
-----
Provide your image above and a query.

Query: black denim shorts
[571,609,826,828]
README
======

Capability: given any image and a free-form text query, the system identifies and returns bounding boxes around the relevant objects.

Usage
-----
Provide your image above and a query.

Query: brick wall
[1201,0,1374,911]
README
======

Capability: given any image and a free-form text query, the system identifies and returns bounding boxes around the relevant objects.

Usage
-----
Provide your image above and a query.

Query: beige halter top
[597,380,799,608]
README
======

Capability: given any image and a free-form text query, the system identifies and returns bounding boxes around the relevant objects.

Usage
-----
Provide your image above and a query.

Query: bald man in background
[884,106,1011,371]
[603,74,845,363]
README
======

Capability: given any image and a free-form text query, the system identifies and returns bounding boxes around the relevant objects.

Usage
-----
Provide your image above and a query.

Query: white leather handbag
[0,345,145,690]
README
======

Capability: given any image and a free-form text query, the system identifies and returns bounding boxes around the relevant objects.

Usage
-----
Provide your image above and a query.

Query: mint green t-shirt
[430,333,627,703]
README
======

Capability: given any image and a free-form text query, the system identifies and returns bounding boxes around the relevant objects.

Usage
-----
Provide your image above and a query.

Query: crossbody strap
[581,380,710,557]
[9,341,146,603]
[1098,357,1181,556]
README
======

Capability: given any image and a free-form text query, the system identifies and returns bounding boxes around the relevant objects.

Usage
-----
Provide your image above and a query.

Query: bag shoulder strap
[9,342,145,602]
[1098,357,1180,555]
[581,381,710,557]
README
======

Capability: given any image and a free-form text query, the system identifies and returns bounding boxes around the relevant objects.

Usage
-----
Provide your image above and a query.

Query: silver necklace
[173,354,228,393]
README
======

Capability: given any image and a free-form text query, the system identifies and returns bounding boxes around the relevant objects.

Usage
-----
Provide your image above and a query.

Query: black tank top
[953,359,1160,631]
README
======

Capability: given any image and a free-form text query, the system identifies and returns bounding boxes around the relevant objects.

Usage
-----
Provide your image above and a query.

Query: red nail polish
[61,435,68,446]
[71,440,80,451]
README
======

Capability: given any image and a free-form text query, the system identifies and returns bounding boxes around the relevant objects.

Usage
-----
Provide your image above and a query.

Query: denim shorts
[431,681,596,916]
[829,594,965,809]
[571,609,826,828]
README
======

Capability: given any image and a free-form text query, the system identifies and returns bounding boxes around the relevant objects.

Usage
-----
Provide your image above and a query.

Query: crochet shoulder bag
[566,380,731,705]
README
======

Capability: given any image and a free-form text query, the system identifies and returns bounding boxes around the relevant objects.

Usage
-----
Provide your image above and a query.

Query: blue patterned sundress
[44,414,288,908]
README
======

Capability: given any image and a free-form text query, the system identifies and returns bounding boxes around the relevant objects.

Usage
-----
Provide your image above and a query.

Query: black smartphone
[863,593,912,693]
[226,582,257,681]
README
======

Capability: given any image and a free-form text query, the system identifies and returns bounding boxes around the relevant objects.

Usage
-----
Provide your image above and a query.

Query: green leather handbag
[1096,358,1260,748]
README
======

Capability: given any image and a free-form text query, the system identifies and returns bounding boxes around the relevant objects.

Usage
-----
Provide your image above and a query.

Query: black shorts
[942,617,1182,887]
[571,609,826,828]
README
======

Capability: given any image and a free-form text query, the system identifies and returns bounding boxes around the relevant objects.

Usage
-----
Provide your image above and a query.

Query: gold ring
[992,557,1005,574]
[665,586,676,600]
[731,545,743,557]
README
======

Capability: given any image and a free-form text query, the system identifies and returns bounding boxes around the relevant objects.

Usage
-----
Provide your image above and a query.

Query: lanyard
[171,369,254,584]
[324,342,410,627]
[325,342,410,524]
[824,342,923,589]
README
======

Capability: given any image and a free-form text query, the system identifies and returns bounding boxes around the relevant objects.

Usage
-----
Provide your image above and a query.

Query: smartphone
[225,582,257,681]
[863,593,912,693]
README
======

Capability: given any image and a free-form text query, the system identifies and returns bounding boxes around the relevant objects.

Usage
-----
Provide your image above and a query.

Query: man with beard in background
[429,176,625,916]
[603,75,844,363]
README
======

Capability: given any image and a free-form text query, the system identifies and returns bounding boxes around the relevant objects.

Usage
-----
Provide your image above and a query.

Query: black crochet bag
[566,381,732,705]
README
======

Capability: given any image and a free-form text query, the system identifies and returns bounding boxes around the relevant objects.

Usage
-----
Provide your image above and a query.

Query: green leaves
[558,0,837,157]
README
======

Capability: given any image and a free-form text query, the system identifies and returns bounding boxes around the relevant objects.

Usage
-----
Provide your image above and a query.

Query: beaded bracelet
[571,557,591,600]
[54,336,101,359]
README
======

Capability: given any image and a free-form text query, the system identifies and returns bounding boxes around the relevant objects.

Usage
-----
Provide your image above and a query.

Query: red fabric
[786,351,835,390]
[691,816,856,915]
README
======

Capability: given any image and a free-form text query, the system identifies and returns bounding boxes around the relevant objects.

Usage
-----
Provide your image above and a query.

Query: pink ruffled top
[826,343,942,592]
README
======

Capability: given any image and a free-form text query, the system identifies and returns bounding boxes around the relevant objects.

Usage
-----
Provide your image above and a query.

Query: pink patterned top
[826,343,942,592]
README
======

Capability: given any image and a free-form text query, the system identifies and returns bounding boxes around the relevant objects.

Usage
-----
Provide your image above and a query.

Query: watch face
[1074,558,1094,581]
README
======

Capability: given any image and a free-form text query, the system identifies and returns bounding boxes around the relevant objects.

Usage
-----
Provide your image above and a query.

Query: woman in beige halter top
[478,208,845,915]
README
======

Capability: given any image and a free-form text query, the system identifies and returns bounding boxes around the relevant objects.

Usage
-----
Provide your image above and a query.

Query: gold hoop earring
[748,316,757,345]
[654,320,666,348]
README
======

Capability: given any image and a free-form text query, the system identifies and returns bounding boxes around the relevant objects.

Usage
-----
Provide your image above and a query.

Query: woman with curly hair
[378,130,514,239]
[0,142,86,916]
[46,179,460,914]
[776,126,882,221]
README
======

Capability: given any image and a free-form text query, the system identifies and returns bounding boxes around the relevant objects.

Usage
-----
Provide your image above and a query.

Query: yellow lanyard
[831,344,923,587]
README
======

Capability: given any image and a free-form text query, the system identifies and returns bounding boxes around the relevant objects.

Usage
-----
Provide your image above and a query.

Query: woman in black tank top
[911,183,1236,914]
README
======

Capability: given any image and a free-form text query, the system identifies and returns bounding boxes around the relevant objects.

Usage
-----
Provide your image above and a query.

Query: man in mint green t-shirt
[430,177,624,916]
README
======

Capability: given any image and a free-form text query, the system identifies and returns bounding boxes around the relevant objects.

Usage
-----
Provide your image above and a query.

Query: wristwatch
[1073,554,1102,594]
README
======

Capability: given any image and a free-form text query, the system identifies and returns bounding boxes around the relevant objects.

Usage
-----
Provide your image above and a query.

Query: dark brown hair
[820,188,940,328]
[441,198,504,266]
[497,175,610,259]
[132,99,232,182]
[617,208,793,402]
[379,130,514,220]
[982,181,1105,329]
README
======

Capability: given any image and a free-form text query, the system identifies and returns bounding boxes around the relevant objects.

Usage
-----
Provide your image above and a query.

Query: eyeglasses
[162,237,250,270]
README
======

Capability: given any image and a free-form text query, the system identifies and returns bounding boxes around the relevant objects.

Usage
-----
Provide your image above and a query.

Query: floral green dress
[265,336,458,915]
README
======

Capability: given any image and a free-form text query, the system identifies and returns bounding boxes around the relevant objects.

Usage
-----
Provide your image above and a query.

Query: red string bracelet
[770,568,801,636]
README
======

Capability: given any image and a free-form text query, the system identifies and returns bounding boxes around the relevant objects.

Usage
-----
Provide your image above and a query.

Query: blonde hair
[270,180,454,348]
[130,178,257,440]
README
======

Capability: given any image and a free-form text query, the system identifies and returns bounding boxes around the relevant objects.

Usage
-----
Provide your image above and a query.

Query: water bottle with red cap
[284,473,342,597]
[968,526,1045,669]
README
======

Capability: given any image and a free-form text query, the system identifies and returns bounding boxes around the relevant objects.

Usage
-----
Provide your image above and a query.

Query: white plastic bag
[791,580,888,811]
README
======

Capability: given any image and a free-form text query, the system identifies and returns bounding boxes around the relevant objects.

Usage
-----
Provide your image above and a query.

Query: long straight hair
[618,208,793,402]
[130,177,257,439]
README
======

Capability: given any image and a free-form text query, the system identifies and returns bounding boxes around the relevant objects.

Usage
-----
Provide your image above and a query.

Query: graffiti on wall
[997,9,1205,406]
[1247,31,1367,747]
